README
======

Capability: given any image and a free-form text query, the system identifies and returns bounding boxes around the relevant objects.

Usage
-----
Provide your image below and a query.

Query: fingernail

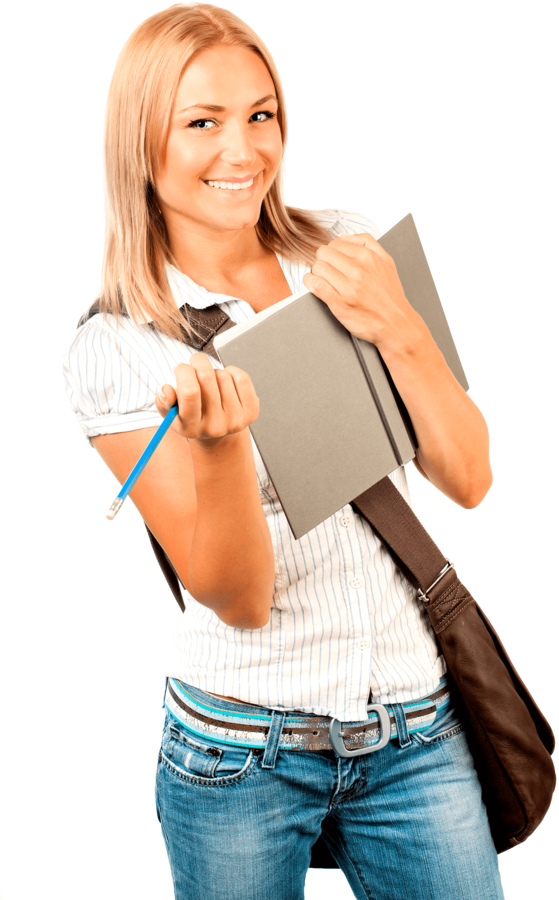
[158,388,167,404]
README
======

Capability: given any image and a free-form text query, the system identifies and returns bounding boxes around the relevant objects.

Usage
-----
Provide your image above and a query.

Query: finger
[214,369,247,430]
[303,261,347,303]
[155,383,177,417]
[173,359,233,441]
[220,366,260,424]
[173,353,215,399]
[311,255,354,297]
[335,232,392,260]
[173,363,208,424]
[216,366,254,409]
[303,270,324,298]
[317,239,371,272]
[188,352,220,381]
[189,353,225,406]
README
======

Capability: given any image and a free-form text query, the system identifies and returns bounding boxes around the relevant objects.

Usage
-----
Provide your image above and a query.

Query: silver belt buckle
[329,704,391,757]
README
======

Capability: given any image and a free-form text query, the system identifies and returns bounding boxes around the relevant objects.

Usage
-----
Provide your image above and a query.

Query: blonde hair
[100,2,331,342]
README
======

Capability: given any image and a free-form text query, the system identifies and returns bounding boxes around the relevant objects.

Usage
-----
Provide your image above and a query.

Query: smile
[204,177,255,191]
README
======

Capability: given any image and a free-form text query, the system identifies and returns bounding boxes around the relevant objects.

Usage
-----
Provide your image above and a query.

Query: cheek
[158,135,206,197]
[260,129,283,178]
[273,125,284,158]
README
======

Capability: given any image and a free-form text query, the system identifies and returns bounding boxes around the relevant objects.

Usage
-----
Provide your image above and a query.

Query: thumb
[155,383,177,417]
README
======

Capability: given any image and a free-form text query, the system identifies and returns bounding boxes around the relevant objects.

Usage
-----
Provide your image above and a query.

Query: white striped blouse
[62,208,446,722]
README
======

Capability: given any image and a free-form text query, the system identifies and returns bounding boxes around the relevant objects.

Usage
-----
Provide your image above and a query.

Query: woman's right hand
[155,352,260,447]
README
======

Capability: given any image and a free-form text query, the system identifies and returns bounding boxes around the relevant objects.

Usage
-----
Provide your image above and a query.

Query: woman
[63,4,503,898]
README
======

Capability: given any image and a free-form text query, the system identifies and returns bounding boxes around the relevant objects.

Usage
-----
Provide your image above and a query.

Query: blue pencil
[106,403,179,520]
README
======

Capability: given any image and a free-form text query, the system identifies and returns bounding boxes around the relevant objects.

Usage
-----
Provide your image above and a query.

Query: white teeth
[206,177,255,190]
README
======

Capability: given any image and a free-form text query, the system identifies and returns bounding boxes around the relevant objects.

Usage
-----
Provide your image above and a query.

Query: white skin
[155,44,285,295]
[153,44,492,506]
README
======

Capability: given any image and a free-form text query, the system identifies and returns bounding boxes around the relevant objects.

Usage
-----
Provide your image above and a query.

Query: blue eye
[187,111,276,130]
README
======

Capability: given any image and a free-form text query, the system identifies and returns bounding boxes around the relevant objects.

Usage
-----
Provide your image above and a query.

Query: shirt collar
[165,263,220,312]
[140,254,308,323]
[137,265,230,323]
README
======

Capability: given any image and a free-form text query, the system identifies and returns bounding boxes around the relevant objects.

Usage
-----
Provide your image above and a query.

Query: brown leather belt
[165,676,451,756]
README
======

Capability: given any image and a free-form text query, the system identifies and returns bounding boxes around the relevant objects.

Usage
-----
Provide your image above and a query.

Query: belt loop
[159,672,169,712]
[391,703,412,748]
[262,710,286,769]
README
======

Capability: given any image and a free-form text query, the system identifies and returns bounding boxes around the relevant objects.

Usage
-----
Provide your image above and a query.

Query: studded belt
[165,676,451,757]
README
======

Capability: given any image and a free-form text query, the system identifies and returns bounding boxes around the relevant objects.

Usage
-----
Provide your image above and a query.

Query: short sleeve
[62,315,164,444]
[308,208,382,241]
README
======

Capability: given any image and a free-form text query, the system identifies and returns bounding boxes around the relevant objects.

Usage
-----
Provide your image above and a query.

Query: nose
[219,120,258,169]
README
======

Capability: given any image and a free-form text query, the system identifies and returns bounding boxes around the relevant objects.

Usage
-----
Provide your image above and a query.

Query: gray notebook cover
[215,214,468,540]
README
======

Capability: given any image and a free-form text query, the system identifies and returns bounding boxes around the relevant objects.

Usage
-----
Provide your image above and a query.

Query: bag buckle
[329,704,391,757]
[417,559,455,605]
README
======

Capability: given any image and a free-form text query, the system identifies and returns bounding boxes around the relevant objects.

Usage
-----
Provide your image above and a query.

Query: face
[155,44,283,237]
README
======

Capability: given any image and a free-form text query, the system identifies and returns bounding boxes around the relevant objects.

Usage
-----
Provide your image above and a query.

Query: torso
[206,691,254,705]
[206,689,375,707]
[199,249,293,707]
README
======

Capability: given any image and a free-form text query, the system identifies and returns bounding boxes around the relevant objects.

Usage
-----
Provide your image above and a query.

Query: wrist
[376,311,431,364]
[189,430,246,453]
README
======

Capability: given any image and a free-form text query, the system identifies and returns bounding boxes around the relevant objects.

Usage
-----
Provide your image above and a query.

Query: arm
[377,317,492,508]
[186,431,275,625]
[92,428,274,628]
[303,233,492,508]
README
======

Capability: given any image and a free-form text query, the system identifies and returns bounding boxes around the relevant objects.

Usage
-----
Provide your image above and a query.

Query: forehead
[174,44,276,111]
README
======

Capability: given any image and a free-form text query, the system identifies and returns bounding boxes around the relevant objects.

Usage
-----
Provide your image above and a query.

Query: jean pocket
[410,699,465,745]
[160,715,257,784]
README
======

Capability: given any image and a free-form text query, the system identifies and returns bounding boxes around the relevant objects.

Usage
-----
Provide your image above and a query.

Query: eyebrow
[176,94,277,115]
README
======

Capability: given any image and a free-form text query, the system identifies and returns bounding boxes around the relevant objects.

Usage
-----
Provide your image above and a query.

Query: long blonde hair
[101,2,331,342]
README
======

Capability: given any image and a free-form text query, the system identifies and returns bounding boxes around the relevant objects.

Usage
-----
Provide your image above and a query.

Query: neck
[165,215,269,288]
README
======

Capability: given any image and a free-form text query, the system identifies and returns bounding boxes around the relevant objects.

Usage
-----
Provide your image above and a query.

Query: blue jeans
[155,683,504,900]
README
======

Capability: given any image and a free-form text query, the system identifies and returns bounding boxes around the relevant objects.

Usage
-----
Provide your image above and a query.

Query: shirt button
[358,639,371,650]
[349,576,363,589]
[339,515,351,527]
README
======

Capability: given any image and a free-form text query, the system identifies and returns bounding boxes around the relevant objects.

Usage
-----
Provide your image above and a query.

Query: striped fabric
[62,209,447,722]
[164,676,451,752]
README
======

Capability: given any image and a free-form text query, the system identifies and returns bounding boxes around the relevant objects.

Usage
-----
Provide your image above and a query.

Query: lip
[202,172,261,199]
[203,172,260,185]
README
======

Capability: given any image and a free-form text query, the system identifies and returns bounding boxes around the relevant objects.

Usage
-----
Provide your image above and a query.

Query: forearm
[378,312,493,507]
[188,429,275,628]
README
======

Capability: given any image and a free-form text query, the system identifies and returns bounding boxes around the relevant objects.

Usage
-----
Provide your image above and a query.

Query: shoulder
[62,311,140,405]
[64,310,140,373]
[62,310,175,439]
[306,208,382,240]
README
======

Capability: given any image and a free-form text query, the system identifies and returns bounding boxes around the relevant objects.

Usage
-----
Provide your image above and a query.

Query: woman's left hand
[302,232,423,353]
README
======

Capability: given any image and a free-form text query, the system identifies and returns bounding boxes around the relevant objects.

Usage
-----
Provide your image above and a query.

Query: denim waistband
[163,675,452,758]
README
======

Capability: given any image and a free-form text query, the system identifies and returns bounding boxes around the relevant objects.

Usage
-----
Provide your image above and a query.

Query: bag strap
[179,303,457,604]
[88,299,556,745]
[79,299,453,609]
